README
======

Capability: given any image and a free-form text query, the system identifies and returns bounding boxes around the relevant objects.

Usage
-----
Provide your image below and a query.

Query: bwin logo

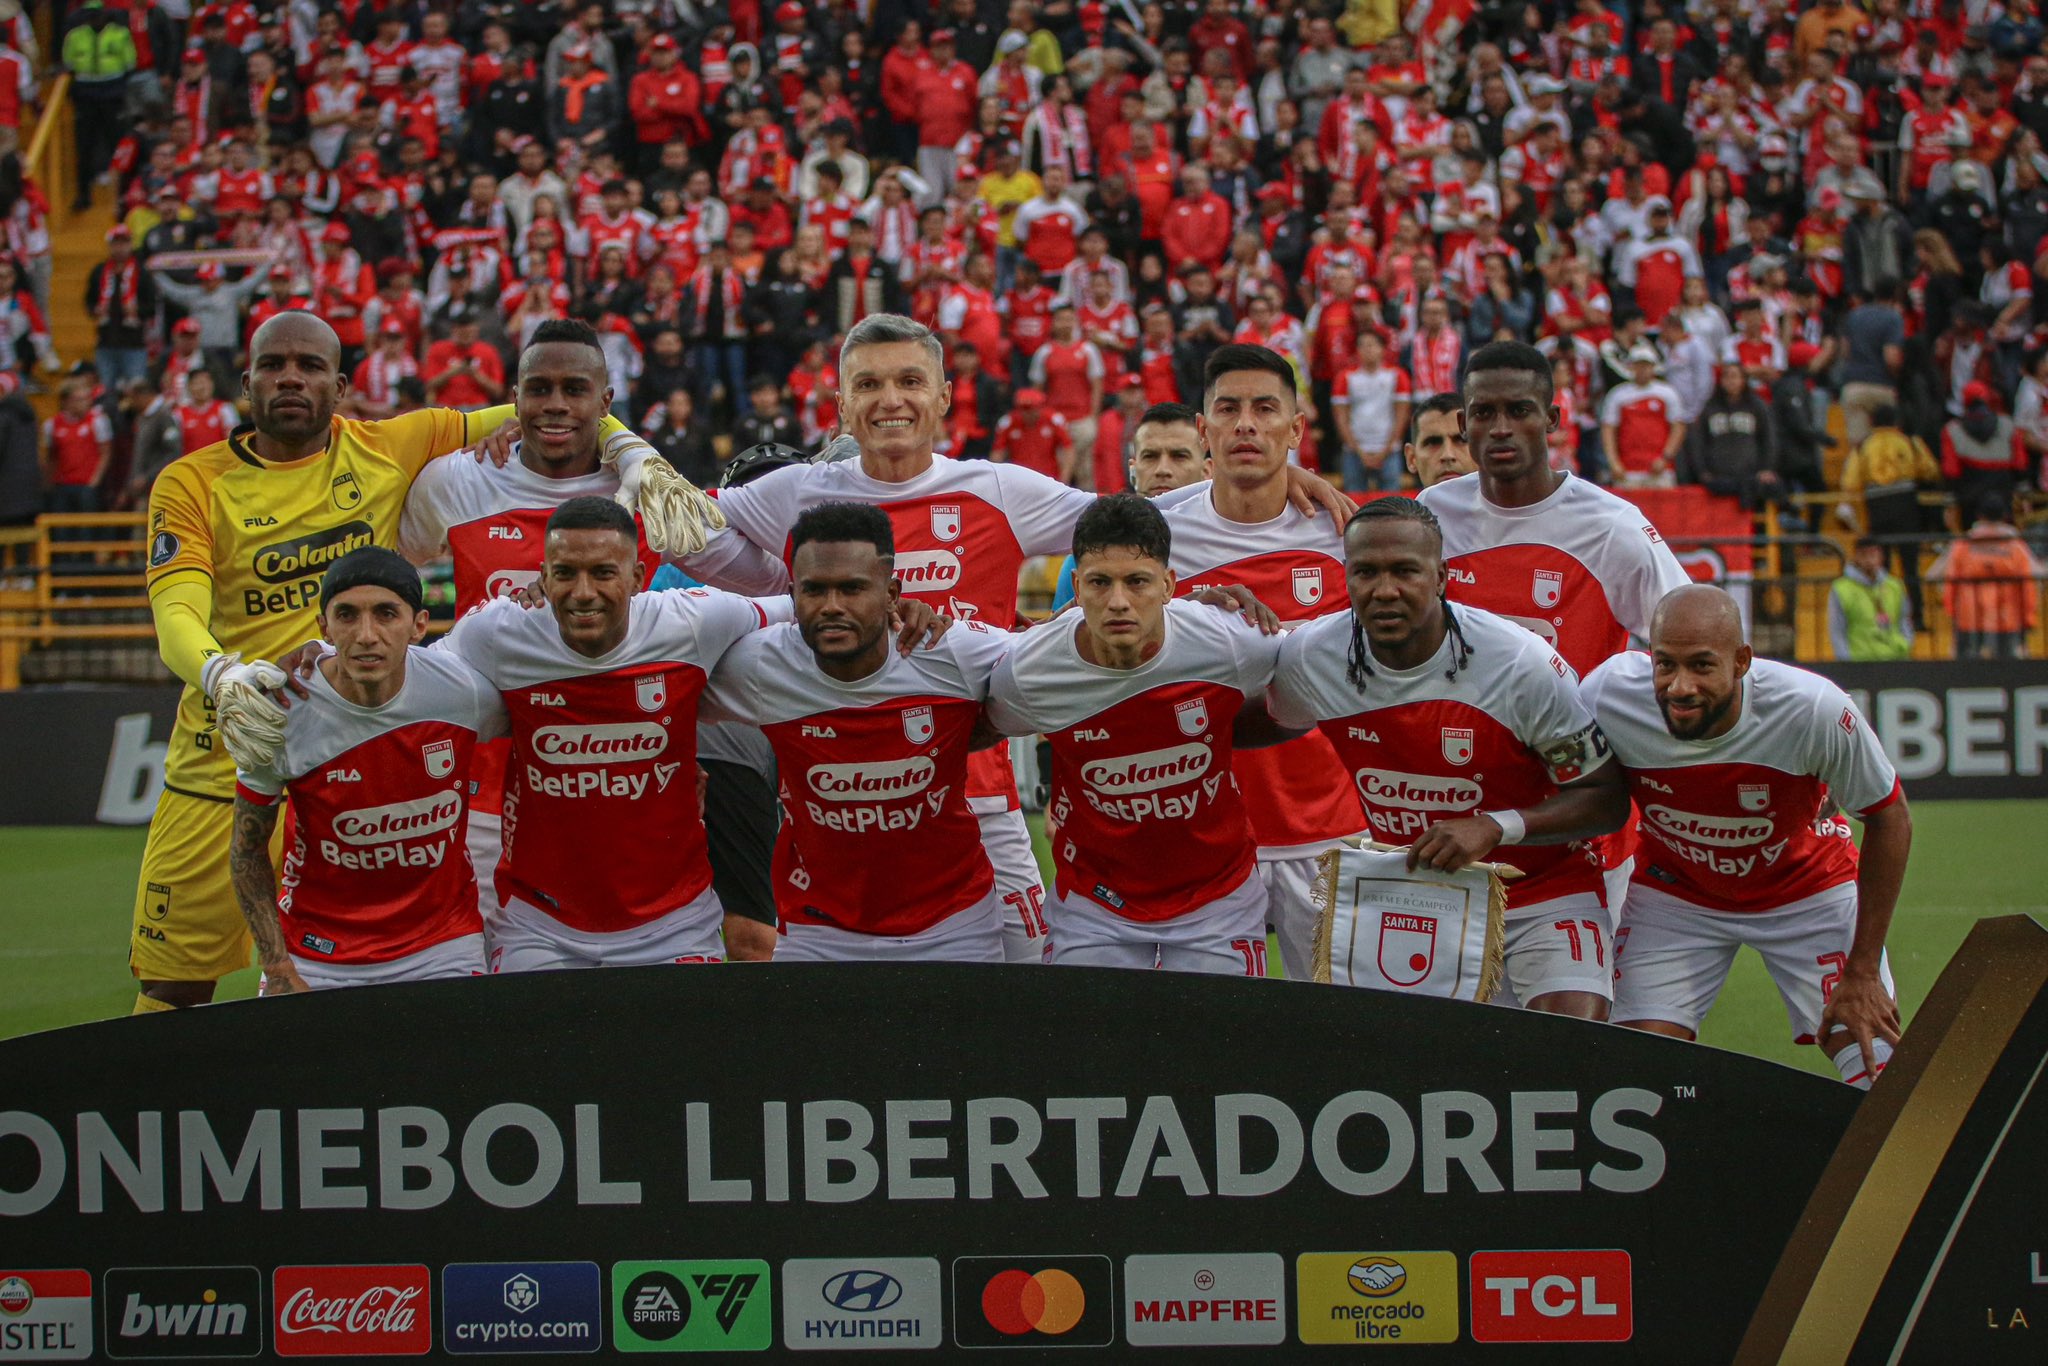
[823,1270,903,1313]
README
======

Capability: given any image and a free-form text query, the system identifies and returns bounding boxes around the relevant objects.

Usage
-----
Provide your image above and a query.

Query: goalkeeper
[132,311,714,1012]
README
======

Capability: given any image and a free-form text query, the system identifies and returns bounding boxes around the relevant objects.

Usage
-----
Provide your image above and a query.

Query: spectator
[1840,278,1907,447]
[1602,344,1687,487]
[1332,327,1411,492]
[1932,495,2043,660]
[1682,362,1781,507]
[685,241,752,420]
[1030,305,1107,486]
[628,34,705,174]
[1843,181,1913,301]
[168,369,239,457]
[946,340,1006,462]
[85,225,153,394]
[422,302,506,412]
[1657,311,1718,424]
[1830,538,1916,661]
[121,377,180,507]
[60,0,137,212]
[1838,405,1942,625]
[40,377,112,514]
[1771,342,1833,517]
[733,374,802,452]
[1941,381,2030,516]
[646,388,718,487]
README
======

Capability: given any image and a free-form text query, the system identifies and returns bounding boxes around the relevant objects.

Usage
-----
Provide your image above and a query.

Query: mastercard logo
[980,1267,1088,1336]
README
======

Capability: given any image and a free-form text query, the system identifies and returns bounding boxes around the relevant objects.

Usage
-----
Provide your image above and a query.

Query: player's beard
[256,392,332,445]
[1659,690,1734,740]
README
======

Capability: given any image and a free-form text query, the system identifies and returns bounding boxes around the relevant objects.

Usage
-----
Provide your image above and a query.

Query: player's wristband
[1484,810,1526,846]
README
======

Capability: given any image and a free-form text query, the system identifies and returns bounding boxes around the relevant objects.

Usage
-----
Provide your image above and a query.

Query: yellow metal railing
[25,71,73,223]
[0,511,154,688]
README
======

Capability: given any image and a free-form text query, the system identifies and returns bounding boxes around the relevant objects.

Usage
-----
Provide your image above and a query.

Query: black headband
[320,547,425,615]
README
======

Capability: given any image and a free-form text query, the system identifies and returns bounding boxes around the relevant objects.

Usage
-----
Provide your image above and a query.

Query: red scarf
[690,265,745,337]
[175,75,211,145]
[96,259,139,324]
[1030,102,1092,177]
[559,70,608,126]
[1411,327,1461,393]
[359,351,419,405]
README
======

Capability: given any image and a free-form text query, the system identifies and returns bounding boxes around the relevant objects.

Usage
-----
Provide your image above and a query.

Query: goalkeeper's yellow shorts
[129,787,278,981]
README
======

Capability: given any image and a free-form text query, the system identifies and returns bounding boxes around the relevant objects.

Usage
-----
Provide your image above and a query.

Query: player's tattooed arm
[229,797,307,996]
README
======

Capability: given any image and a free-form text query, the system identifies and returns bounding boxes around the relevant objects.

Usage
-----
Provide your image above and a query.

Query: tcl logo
[1469,1251,1631,1343]
[273,1265,431,1357]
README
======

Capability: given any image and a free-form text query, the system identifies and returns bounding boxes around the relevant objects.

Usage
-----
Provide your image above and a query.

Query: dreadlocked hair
[1341,497,1475,692]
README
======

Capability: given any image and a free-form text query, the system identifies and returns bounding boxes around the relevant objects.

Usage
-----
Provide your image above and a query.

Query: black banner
[3,965,1859,1362]
[0,686,181,826]
[1812,660,2048,800]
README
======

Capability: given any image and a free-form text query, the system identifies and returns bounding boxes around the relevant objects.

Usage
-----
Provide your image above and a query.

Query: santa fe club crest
[1441,727,1474,766]
[1378,911,1438,987]
[1738,784,1770,812]
[931,505,962,542]
[1175,698,1210,735]
[1532,569,1563,609]
[422,739,455,778]
[902,705,935,744]
[635,673,667,713]
[1292,566,1324,606]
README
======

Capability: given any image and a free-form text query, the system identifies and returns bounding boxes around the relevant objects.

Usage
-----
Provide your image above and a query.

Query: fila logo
[1073,728,1111,741]
[1448,568,1477,585]
[802,724,839,738]
[487,526,526,540]
[326,769,362,783]
[242,515,279,528]
[1347,728,1381,742]
[530,692,566,706]
[1638,777,1673,793]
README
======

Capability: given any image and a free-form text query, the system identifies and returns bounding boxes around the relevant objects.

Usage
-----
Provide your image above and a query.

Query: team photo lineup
[44,0,2031,1096]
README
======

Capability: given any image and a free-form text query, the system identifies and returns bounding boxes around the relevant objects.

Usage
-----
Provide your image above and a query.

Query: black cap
[720,443,811,489]
[320,547,426,614]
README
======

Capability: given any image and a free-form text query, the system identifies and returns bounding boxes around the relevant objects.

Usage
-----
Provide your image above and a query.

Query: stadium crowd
[14,0,2047,525]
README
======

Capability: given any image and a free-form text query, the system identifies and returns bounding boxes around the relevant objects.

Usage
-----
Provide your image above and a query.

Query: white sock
[1830,1038,1894,1089]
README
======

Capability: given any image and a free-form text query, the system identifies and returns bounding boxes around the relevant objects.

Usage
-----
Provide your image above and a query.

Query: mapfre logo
[1081,742,1211,795]
[1355,770,1483,811]
[331,791,462,846]
[273,1265,431,1357]
[1642,805,1774,848]
[894,548,962,592]
[807,756,936,801]
[1469,1250,1631,1344]
[530,722,667,765]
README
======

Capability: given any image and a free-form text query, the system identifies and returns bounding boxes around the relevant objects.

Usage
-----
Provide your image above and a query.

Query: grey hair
[838,313,945,384]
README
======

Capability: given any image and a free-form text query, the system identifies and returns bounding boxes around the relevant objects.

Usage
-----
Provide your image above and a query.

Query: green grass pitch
[3,801,2040,1078]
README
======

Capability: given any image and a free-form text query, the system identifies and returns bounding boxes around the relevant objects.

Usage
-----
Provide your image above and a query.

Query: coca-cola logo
[273,1266,431,1357]
[331,790,462,846]
[1081,742,1212,794]
[807,755,936,801]
[531,722,668,765]
[483,567,540,600]
[1643,805,1775,848]
[894,549,962,592]
[1355,769,1484,811]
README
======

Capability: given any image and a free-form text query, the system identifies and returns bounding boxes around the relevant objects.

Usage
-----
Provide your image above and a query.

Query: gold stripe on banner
[1734,916,2048,1365]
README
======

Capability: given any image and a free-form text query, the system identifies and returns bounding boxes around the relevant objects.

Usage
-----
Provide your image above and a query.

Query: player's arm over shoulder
[373,403,515,480]
[938,616,1018,691]
[437,594,526,674]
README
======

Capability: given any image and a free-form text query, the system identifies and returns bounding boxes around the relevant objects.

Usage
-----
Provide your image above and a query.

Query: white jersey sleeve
[396,452,463,563]
[1809,682,1900,815]
[989,462,1100,557]
[679,526,793,595]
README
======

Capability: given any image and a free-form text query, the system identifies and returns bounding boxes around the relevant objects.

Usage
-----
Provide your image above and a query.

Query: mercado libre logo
[953,1256,1115,1348]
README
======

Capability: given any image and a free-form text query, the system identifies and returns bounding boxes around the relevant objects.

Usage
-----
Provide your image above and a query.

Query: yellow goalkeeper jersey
[146,408,491,797]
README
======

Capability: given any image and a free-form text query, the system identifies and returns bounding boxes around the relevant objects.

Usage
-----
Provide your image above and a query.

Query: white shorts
[1048,866,1269,975]
[1490,894,1616,1008]
[1603,855,1633,922]
[490,885,725,971]
[1611,881,1895,1044]
[776,884,1006,963]
[1258,850,1334,981]
[976,804,1050,964]
[466,809,505,922]
[288,933,487,991]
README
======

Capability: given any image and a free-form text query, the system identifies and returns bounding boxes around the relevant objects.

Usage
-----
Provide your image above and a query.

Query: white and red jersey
[580,208,655,273]
[704,621,1010,936]
[1333,362,1413,452]
[1616,235,1701,326]
[173,399,239,452]
[1582,653,1902,912]
[352,350,420,410]
[1420,472,1692,676]
[234,650,507,964]
[396,448,783,817]
[801,191,858,253]
[990,407,1072,478]
[987,601,1278,922]
[1029,337,1106,421]
[1270,606,1611,911]
[363,37,415,104]
[1600,380,1683,476]
[1498,143,1567,213]
[1013,195,1090,273]
[710,454,1100,811]
[1163,492,1363,855]
[441,590,775,934]
[1900,107,1970,190]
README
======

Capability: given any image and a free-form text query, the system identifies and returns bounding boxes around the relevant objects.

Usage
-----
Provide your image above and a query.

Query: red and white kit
[1421,471,1691,909]
[440,590,779,970]
[234,649,506,989]
[986,601,1281,975]
[705,620,1014,961]
[1583,652,1900,1078]
[398,450,784,925]
[1269,605,1618,1005]
[1162,492,1365,978]
[712,455,1105,961]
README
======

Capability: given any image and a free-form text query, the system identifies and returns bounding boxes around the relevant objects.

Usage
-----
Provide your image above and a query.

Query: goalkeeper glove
[604,430,727,558]
[202,652,290,771]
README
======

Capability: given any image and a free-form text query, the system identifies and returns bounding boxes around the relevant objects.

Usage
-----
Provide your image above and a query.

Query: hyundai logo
[822,1271,903,1313]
